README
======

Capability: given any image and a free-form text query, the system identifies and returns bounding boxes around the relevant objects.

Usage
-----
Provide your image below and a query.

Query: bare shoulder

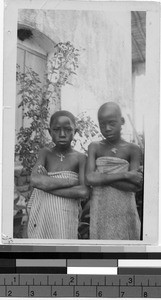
[124,141,142,157]
[72,150,87,163]
[31,147,50,173]
[88,141,101,152]
[38,147,51,158]
[129,142,141,152]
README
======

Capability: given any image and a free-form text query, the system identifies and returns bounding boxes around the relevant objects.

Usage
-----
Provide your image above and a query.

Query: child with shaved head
[86,102,143,240]
[27,110,89,239]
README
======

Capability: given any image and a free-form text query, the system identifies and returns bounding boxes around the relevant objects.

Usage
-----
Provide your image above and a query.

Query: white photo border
[2,0,160,248]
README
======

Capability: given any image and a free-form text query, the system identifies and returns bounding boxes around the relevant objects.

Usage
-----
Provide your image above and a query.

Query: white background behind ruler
[0,0,161,299]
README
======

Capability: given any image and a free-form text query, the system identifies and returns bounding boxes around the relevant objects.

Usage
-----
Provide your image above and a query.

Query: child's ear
[121,117,125,125]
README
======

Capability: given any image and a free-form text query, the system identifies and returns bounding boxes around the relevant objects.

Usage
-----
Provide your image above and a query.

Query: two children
[27,103,143,240]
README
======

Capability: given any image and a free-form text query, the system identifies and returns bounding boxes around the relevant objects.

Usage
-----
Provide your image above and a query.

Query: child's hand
[128,170,143,186]
[80,187,90,200]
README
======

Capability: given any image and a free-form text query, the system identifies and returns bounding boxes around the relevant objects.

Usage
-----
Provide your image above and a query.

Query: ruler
[0,274,161,297]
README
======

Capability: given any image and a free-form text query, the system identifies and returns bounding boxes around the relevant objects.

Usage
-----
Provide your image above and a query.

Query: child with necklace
[86,102,143,240]
[27,110,89,239]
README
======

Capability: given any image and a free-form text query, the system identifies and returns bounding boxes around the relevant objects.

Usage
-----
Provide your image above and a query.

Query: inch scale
[0,274,161,298]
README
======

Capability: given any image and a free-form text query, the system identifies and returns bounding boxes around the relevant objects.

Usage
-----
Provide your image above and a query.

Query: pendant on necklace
[111,147,117,154]
[56,153,65,162]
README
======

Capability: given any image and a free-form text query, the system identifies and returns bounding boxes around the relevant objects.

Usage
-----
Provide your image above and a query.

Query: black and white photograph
[2,1,160,245]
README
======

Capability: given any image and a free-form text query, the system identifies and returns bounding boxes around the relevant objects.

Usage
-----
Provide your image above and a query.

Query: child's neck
[54,145,72,154]
[105,136,121,146]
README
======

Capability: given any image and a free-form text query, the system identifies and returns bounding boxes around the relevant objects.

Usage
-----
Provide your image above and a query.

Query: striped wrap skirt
[27,169,79,239]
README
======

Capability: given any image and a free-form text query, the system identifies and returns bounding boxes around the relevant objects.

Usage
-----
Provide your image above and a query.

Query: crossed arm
[85,143,143,192]
[30,148,89,199]
[48,154,89,199]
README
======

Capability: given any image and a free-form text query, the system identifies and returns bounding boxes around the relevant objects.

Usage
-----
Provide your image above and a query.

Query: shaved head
[98,102,122,120]
[50,110,76,127]
[97,102,124,142]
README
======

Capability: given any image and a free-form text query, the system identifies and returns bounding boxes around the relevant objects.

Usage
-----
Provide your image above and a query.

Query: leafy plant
[78,199,90,239]
[48,41,79,87]
[15,42,80,173]
[74,112,102,153]
[15,66,51,172]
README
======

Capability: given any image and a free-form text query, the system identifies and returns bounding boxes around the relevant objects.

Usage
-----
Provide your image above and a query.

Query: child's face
[98,107,123,142]
[49,116,75,148]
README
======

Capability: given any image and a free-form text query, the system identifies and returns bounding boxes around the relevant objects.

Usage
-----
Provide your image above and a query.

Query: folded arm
[109,144,143,192]
[49,154,90,200]
[30,148,76,191]
[85,143,143,192]
[86,171,128,186]
[48,185,89,199]
[85,143,128,186]
[110,181,142,192]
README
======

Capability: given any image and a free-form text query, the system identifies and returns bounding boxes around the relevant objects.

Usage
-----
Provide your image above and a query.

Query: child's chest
[45,152,79,173]
[97,142,130,162]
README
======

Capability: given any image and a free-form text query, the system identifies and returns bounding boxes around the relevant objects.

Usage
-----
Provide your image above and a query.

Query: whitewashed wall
[18,9,133,140]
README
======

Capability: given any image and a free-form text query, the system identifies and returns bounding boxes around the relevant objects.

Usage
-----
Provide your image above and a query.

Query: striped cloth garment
[27,166,79,239]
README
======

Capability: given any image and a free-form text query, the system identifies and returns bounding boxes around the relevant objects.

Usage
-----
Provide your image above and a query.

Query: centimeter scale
[0,274,161,297]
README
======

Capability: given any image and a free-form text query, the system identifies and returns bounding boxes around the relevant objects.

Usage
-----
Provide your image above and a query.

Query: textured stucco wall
[18,9,133,139]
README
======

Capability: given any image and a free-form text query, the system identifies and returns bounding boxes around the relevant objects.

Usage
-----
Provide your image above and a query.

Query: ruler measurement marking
[4,284,160,287]
[119,279,121,297]
[141,283,143,298]
[4,284,161,287]
[2,282,161,287]
[1,273,161,297]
